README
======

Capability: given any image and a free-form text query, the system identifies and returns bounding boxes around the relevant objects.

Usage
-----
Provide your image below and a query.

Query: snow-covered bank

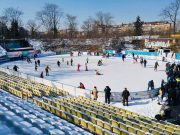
[0,45,7,57]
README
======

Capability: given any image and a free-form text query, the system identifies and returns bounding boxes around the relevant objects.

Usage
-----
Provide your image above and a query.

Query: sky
[0,0,173,28]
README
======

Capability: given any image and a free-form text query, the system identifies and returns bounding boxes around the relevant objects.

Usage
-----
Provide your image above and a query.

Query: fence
[125,50,159,56]
[0,67,159,102]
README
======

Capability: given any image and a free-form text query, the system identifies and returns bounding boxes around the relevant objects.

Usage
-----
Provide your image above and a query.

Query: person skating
[67,61,69,66]
[122,54,126,62]
[57,60,61,67]
[37,60,40,66]
[86,57,89,63]
[91,86,98,100]
[154,61,159,71]
[85,63,88,71]
[78,82,85,89]
[104,86,111,104]
[143,59,147,68]
[97,60,103,66]
[45,66,50,76]
[35,65,38,71]
[13,65,19,72]
[95,70,103,75]
[132,53,135,58]
[140,57,144,66]
[40,72,44,78]
[77,64,81,71]
[70,58,73,66]
[122,88,130,106]
[148,80,154,90]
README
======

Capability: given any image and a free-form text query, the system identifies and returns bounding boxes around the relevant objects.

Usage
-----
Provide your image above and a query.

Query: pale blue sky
[0,0,173,27]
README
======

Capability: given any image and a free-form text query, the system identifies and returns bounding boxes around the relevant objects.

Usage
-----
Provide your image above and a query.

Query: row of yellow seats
[54,97,176,135]
[0,73,68,97]
[44,97,151,135]
[77,96,180,131]
[34,97,137,135]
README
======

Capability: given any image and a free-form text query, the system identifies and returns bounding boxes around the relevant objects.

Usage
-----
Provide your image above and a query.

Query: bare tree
[95,11,113,38]
[4,7,23,24]
[161,0,180,34]
[37,3,63,38]
[27,20,39,38]
[66,14,77,38]
[81,17,94,38]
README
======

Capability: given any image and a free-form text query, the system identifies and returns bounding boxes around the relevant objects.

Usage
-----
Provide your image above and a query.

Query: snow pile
[0,45,7,57]
[124,44,135,50]
[112,98,162,118]
[28,39,55,56]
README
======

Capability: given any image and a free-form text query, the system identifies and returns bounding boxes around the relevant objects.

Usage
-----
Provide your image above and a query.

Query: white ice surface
[1,55,167,92]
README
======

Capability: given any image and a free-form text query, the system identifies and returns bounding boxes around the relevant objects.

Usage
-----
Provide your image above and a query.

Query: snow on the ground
[0,45,7,57]
[1,55,167,92]
[112,98,162,118]
[28,39,55,56]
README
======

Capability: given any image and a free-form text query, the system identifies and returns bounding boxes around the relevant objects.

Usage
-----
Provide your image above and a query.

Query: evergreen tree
[134,16,143,36]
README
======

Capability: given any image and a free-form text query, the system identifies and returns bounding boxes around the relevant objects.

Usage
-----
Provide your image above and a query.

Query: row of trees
[0,0,179,39]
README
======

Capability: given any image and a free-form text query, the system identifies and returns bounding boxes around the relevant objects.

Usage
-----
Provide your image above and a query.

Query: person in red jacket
[77,64,81,71]
[78,82,85,89]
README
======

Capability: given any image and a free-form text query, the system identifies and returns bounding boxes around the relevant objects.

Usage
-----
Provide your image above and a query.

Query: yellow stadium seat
[95,125,104,135]
[87,122,95,132]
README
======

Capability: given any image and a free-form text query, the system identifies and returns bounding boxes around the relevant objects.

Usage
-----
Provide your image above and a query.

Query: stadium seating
[0,70,180,135]
[0,89,92,135]
[0,71,69,98]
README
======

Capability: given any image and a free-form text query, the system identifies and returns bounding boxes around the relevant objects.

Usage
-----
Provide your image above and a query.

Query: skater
[122,88,130,106]
[91,86,98,100]
[132,52,135,58]
[162,56,165,62]
[154,61,159,71]
[78,82,85,89]
[35,61,37,66]
[34,54,37,60]
[86,57,89,63]
[45,66,50,76]
[40,72,44,78]
[95,70,103,75]
[97,60,103,66]
[77,64,80,71]
[104,86,111,104]
[140,57,144,66]
[13,65,19,72]
[70,58,73,66]
[37,60,40,66]
[148,80,154,90]
[144,59,147,68]
[70,52,73,57]
[85,63,88,71]
[122,54,126,62]
[67,61,69,66]
[35,64,38,71]
[57,60,61,67]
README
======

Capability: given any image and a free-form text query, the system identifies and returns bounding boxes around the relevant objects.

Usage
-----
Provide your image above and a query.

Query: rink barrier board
[0,67,159,102]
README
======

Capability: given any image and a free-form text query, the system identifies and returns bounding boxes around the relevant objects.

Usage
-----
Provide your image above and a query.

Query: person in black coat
[104,86,111,104]
[13,65,19,72]
[122,88,130,106]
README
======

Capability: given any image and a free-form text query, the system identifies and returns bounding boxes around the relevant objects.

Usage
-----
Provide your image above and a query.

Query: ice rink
[1,55,167,93]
